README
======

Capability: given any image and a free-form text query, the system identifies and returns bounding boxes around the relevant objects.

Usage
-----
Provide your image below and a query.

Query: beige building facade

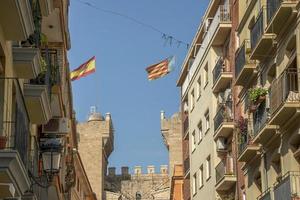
[77,109,114,200]
[235,0,300,199]
[177,0,236,199]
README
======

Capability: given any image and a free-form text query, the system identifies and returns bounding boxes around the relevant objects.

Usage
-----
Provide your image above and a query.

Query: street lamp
[40,138,63,181]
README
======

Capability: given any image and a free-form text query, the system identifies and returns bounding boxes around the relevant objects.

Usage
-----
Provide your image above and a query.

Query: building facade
[0,0,97,199]
[235,0,300,199]
[77,109,114,200]
[178,0,300,199]
[177,0,238,199]
[105,166,170,200]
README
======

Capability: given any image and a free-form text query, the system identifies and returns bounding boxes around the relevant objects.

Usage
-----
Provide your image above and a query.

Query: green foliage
[248,87,268,102]
[40,57,47,73]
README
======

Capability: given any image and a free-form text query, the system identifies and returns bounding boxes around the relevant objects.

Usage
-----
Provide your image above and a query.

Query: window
[206,155,211,180]
[196,76,201,99]
[204,63,208,87]
[191,131,196,152]
[190,90,195,110]
[199,165,204,188]
[197,121,203,143]
[205,110,210,133]
[192,173,197,195]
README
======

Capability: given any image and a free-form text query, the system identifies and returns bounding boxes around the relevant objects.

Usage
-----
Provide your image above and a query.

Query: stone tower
[160,111,183,177]
[77,107,114,200]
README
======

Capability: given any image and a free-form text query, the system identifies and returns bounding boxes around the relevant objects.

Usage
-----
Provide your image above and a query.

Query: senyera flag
[145,56,175,81]
[70,56,96,81]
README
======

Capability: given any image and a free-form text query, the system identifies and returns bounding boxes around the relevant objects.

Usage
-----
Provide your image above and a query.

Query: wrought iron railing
[238,119,250,156]
[235,40,252,78]
[251,8,265,51]
[273,171,300,200]
[215,156,234,184]
[214,100,233,132]
[253,100,268,137]
[257,188,272,200]
[213,57,229,84]
[0,78,31,169]
[27,0,42,48]
[266,0,299,24]
[269,68,299,115]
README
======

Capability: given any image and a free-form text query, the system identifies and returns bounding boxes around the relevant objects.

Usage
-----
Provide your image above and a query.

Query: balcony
[0,81,35,198]
[211,5,232,46]
[24,83,52,124]
[235,40,256,86]
[238,121,260,162]
[215,156,236,191]
[212,57,232,93]
[181,4,231,97]
[13,47,42,79]
[273,171,300,200]
[257,188,272,200]
[0,0,34,40]
[269,67,300,125]
[213,101,234,140]
[266,0,299,34]
[250,8,276,61]
[252,100,278,145]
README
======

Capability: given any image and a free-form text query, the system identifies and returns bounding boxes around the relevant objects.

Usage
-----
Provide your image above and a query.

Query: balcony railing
[273,171,300,200]
[215,156,234,184]
[251,8,264,51]
[184,157,190,175]
[214,100,233,132]
[181,4,231,97]
[30,48,60,98]
[257,188,272,200]
[253,101,268,137]
[1,79,31,169]
[238,119,251,156]
[269,68,299,115]
[28,0,42,48]
[235,40,252,78]
[213,57,227,84]
[267,0,299,23]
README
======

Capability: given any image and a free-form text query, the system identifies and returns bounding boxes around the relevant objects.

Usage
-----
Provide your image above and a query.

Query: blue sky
[69,0,209,174]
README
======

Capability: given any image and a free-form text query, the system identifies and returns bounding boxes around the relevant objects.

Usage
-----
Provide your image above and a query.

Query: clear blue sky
[69,0,209,174]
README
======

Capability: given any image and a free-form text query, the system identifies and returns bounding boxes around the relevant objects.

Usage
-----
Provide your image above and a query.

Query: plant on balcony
[249,87,268,104]
[237,117,248,142]
[0,135,7,149]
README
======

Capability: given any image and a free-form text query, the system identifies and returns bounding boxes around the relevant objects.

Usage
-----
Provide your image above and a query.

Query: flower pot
[0,136,7,149]
[255,95,266,105]
[249,104,257,112]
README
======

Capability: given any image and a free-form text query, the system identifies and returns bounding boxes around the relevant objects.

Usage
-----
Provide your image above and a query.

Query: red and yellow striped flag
[146,56,174,80]
[70,56,96,81]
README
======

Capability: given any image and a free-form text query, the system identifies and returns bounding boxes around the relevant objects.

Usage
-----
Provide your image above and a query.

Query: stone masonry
[77,109,114,200]
[105,166,170,200]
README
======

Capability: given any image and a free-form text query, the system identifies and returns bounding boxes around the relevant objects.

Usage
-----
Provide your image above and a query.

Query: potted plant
[0,135,7,149]
[248,87,268,105]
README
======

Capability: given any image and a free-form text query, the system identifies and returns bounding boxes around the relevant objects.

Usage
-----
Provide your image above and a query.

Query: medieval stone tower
[77,107,114,200]
[160,111,183,177]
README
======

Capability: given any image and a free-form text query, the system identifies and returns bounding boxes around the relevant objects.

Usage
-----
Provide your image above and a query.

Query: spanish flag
[146,56,175,80]
[70,56,96,81]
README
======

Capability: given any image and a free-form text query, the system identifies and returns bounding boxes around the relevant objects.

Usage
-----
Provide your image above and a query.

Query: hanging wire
[74,0,190,49]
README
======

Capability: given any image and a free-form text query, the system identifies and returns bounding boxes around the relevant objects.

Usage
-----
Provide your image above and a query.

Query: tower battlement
[107,165,168,176]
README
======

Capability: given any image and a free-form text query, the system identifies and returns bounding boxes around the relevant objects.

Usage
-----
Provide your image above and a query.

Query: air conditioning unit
[217,137,228,151]
[43,118,70,135]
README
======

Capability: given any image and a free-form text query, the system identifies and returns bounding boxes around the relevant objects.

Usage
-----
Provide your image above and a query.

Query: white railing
[181,5,231,97]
